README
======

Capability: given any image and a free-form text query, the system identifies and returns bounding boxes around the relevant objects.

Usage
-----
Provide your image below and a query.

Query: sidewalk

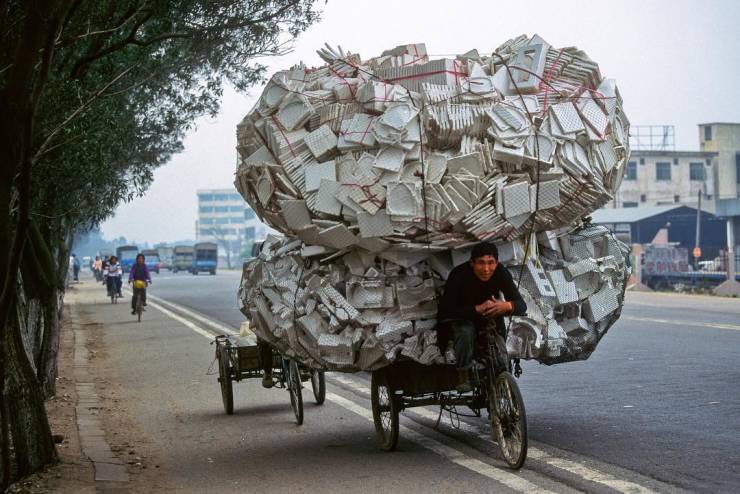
[10,280,168,493]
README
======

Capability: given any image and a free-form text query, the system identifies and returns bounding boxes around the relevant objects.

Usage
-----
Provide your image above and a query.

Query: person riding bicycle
[128,253,151,315]
[104,255,124,299]
[93,256,103,282]
[437,242,527,393]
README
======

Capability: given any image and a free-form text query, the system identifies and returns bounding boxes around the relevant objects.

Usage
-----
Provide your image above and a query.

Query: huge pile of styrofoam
[235,35,632,371]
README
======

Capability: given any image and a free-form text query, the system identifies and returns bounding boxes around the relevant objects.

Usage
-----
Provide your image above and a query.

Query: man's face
[471,255,497,282]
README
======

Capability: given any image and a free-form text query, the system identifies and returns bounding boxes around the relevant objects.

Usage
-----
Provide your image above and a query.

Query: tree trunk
[3,309,57,478]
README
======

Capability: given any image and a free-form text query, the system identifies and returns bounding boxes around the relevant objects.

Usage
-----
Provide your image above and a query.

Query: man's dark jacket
[437,262,527,345]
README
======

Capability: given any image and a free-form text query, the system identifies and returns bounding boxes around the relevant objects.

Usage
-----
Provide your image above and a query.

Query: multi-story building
[613,150,717,210]
[699,123,740,294]
[196,188,267,262]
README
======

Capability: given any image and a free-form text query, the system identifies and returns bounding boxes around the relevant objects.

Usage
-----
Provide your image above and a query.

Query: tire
[490,372,527,469]
[371,371,399,451]
[287,360,303,425]
[136,292,143,323]
[210,270,216,275]
[218,347,234,415]
[311,370,326,405]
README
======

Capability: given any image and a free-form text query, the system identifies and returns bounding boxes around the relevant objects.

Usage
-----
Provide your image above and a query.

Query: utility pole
[694,190,702,269]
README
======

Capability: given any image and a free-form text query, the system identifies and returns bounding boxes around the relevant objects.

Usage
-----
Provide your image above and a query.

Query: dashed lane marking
[622,315,740,332]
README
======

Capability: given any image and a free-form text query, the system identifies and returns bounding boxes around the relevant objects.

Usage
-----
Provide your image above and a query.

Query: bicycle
[370,326,527,469]
[132,279,147,322]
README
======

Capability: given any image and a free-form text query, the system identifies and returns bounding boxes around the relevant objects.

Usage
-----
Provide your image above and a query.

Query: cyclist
[92,256,103,282]
[104,255,124,299]
[437,242,527,392]
[128,253,151,315]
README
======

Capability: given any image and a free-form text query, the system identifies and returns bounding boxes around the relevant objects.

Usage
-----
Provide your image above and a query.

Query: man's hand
[483,299,513,317]
[475,300,496,315]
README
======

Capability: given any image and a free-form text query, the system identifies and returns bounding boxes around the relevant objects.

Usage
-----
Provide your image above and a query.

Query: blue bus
[191,242,217,275]
[115,245,139,273]
[140,249,161,274]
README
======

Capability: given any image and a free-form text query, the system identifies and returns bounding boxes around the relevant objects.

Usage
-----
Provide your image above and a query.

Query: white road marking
[622,315,740,332]
[144,298,217,341]
[527,450,656,494]
[146,293,239,336]
[326,392,554,493]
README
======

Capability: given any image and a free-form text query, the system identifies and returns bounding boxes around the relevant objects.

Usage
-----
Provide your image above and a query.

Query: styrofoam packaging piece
[305,124,338,160]
[304,160,336,192]
[357,209,394,238]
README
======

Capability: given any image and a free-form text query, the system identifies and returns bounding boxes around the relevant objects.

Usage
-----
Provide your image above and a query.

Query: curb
[72,309,130,490]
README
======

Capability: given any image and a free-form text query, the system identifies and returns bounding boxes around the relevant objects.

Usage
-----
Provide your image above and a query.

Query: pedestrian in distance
[128,254,151,315]
[71,253,81,282]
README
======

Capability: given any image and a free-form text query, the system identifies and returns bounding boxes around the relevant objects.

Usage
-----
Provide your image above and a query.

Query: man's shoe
[261,374,273,389]
[131,310,136,315]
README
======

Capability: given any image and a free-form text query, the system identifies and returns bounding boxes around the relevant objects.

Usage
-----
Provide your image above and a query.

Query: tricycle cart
[370,330,527,469]
[214,334,325,424]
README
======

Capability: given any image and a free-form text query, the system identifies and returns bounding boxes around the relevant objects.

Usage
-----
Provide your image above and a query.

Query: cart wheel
[371,371,399,451]
[311,370,326,405]
[218,347,234,415]
[490,372,527,469]
[287,360,303,425]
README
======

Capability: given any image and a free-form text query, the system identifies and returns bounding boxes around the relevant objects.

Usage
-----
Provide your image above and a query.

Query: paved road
[95,270,739,492]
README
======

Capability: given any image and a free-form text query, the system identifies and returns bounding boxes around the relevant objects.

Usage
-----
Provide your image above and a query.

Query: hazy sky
[101,0,740,244]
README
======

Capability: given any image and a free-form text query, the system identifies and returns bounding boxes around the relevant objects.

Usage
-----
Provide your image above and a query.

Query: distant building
[196,188,266,260]
[699,122,740,294]
[591,205,727,260]
[613,150,717,211]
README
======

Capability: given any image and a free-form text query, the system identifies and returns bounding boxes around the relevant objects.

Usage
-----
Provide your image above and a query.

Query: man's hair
[470,242,498,261]
[136,253,145,261]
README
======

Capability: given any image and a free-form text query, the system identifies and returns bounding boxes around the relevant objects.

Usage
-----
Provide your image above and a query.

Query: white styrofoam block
[304,160,336,192]
[315,179,342,216]
[447,153,483,176]
[279,200,312,231]
[551,102,585,134]
[502,181,531,218]
[305,124,338,160]
[529,180,561,211]
[316,224,358,249]
[357,209,394,238]
[373,146,406,172]
[386,181,420,217]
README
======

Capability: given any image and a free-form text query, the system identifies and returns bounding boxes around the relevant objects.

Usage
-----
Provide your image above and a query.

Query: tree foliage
[0,0,321,487]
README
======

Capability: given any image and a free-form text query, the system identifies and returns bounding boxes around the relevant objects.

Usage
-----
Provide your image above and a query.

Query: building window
[214,194,229,201]
[200,228,213,236]
[199,206,213,213]
[198,194,214,202]
[639,158,645,165]
[623,201,638,208]
[230,217,242,224]
[736,154,740,183]
[674,195,680,203]
[200,218,214,225]
[229,206,243,212]
[245,208,256,220]
[230,194,242,201]
[640,194,647,202]
[245,226,256,239]
[704,126,712,141]
[625,161,637,180]
[214,206,229,212]
[690,162,705,181]
[656,162,671,181]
